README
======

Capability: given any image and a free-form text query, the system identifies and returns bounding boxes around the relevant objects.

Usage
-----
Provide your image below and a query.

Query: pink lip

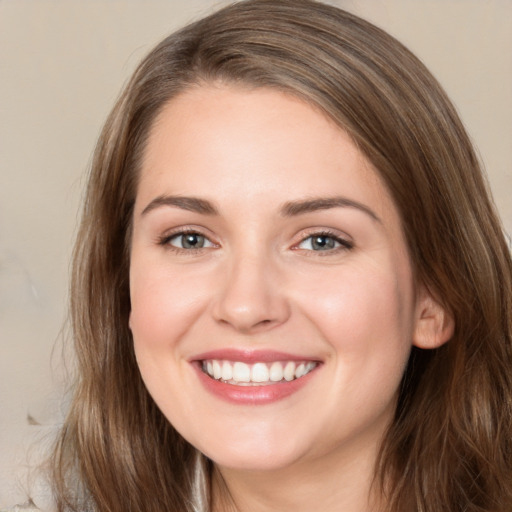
[191,348,319,364]
[190,349,321,405]
[193,365,318,405]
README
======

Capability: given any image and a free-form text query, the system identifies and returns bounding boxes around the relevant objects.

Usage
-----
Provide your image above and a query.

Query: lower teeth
[201,361,317,385]
[219,379,285,386]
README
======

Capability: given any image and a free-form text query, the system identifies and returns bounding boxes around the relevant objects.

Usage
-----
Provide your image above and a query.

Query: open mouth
[201,359,318,386]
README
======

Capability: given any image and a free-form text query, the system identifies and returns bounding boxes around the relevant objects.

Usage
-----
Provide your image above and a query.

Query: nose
[212,252,290,334]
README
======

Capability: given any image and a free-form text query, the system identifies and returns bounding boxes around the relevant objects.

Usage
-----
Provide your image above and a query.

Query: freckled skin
[129,86,442,506]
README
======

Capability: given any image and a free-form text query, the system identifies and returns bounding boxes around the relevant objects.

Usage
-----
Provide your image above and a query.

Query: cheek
[298,259,415,375]
[311,269,410,332]
[129,257,209,356]
[128,259,209,421]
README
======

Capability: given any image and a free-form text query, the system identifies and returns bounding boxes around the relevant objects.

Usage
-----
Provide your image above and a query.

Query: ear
[412,287,454,349]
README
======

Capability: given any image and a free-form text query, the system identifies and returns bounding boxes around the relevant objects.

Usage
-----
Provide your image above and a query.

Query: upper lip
[191,348,321,364]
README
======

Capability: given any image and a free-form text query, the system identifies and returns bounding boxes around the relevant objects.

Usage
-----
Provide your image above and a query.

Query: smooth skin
[129,85,453,512]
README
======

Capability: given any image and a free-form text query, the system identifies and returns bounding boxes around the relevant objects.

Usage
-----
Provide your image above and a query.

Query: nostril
[211,266,291,332]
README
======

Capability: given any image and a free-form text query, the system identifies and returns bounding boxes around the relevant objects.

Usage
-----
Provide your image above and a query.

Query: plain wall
[1,0,510,508]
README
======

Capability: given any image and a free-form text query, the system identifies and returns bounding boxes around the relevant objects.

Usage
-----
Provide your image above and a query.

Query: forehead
[136,85,396,223]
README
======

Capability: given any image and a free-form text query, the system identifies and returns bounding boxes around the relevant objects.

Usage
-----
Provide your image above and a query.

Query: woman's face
[129,85,431,472]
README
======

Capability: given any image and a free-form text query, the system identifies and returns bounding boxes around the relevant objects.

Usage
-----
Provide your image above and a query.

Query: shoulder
[0,508,40,512]
[0,502,41,512]
[0,508,40,511]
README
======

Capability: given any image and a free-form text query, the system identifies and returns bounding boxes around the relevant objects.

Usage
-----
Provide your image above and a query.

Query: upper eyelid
[168,232,215,249]
[296,237,353,251]
[157,226,218,246]
[156,226,353,249]
[160,225,215,238]
[292,227,353,245]
[299,234,352,249]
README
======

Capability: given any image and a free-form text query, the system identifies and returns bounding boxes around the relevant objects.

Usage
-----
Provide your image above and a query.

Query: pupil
[313,236,334,250]
[183,234,203,248]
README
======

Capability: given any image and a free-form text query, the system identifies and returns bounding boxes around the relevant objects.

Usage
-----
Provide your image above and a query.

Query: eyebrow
[141,195,219,216]
[280,196,381,222]
[141,194,380,223]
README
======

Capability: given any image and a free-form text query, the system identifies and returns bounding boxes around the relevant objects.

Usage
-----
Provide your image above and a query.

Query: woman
[49,0,512,510]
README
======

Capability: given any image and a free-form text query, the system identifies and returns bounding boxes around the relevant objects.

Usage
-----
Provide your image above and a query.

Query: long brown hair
[51,1,512,510]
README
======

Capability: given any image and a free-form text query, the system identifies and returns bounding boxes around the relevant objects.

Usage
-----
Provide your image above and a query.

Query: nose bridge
[212,244,289,333]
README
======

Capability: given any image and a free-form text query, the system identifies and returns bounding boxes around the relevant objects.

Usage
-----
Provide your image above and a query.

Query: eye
[165,231,215,250]
[297,232,352,252]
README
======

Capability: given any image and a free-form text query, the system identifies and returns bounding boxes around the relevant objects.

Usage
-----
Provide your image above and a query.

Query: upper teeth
[202,360,317,385]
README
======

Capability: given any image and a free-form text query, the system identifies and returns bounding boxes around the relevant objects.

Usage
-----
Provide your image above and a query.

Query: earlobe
[412,289,454,349]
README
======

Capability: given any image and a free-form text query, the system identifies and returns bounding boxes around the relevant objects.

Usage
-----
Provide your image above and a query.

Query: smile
[192,350,321,404]
[202,360,318,385]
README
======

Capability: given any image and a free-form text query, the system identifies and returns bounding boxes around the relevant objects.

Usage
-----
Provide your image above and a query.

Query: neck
[211,435,386,512]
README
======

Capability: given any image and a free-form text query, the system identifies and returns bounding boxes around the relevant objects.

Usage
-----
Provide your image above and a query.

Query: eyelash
[157,228,354,254]
[294,230,354,253]
[158,228,216,252]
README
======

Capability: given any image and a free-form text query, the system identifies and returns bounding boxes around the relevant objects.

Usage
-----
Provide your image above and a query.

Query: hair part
[51,1,512,510]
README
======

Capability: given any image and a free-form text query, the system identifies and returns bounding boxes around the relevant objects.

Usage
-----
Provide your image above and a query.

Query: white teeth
[232,362,251,382]
[213,360,222,380]
[295,363,306,378]
[269,361,284,382]
[221,361,233,381]
[202,359,317,385]
[251,363,269,382]
[283,361,295,381]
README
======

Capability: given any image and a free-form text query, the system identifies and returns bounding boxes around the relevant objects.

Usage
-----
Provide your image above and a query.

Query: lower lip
[193,364,319,405]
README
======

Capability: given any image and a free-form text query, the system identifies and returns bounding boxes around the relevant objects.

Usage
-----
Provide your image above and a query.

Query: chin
[189,425,309,473]
[208,448,304,473]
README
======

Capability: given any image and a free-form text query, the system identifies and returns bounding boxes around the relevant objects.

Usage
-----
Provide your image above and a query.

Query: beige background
[1,0,511,508]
